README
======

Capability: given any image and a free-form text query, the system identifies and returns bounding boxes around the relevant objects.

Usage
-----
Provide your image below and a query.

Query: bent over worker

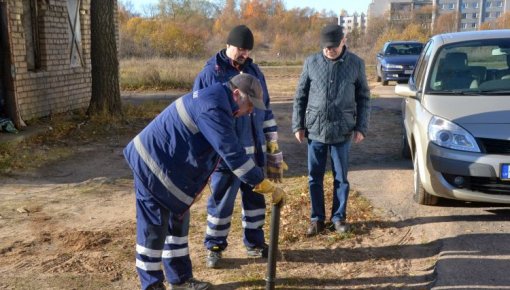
[123,74,286,290]
[193,25,287,269]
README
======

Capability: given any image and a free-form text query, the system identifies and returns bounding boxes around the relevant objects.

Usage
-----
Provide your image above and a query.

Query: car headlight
[428,116,480,152]
[383,64,403,69]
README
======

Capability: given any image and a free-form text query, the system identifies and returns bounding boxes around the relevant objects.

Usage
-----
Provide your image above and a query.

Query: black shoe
[147,282,166,290]
[170,278,211,290]
[333,221,349,233]
[206,247,222,268]
[306,221,325,237]
[246,243,269,258]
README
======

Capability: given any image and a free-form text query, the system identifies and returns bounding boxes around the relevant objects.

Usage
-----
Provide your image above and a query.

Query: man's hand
[253,179,286,205]
[294,130,305,143]
[266,140,288,183]
[353,131,365,144]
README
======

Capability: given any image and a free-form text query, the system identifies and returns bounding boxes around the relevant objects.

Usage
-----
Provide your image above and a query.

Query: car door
[403,40,434,157]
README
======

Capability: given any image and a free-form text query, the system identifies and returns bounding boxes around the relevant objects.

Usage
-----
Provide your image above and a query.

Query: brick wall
[2,0,112,123]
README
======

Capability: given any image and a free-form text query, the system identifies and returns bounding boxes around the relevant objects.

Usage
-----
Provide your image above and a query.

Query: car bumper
[382,69,412,82]
[424,142,510,204]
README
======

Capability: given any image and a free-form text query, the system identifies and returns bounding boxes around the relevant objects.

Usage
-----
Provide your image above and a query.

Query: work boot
[306,221,325,237]
[170,278,211,290]
[206,247,222,268]
[147,282,166,290]
[333,220,349,233]
[246,243,269,258]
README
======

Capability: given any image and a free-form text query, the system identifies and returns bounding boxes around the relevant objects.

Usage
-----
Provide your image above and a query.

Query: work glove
[266,138,288,183]
[253,179,286,205]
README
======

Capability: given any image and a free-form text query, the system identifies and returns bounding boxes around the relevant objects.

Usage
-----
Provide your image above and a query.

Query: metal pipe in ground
[265,202,281,290]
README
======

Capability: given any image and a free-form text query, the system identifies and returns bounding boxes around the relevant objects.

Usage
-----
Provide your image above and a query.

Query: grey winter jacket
[292,49,370,144]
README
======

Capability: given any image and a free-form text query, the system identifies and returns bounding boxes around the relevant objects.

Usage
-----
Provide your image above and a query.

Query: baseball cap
[229,74,265,110]
[320,24,344,48]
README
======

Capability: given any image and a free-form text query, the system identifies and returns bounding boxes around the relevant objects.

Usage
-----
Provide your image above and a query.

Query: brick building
[0,0,117,129]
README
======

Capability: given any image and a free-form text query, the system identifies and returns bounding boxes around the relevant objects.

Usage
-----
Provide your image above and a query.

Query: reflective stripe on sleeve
[136,244,162,258]
[263,119,277,129]
[244,146,255,154]
[207,214,232,226]
[133,135,194,206]
[136,259,162,271]
[175,97,199,134]
[232,158,256,178]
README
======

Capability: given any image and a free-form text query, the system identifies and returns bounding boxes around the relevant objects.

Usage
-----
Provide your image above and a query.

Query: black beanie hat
[227,25,254,50]
[320,24,344,48]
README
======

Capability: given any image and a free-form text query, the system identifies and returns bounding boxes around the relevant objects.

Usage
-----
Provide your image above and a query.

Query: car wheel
[413,156,438,206]
[376,67,381,82]
[382,80,388,86]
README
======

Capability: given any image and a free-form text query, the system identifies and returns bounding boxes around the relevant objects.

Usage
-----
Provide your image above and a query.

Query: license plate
[502,164,510,180]
[404,70,413,74]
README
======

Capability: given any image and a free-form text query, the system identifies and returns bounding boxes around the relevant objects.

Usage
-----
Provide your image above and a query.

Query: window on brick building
[67,0,83,67]
[23,0,41,71]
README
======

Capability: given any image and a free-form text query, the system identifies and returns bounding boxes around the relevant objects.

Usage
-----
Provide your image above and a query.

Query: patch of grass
[272,173,376,245]
[0,102,168,174]
[120,57,206,91]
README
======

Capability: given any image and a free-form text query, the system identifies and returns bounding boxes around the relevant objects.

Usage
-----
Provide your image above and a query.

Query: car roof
[432,29,510,45]
[386,41,422,44]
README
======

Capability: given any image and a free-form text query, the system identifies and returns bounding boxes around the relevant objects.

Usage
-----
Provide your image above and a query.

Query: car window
[385,43,423,55]
[412,40,433,90]
[426,38,510,93]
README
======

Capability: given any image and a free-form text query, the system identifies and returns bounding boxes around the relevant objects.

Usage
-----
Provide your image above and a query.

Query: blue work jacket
[124,83,265,215]
[193,49,277,167]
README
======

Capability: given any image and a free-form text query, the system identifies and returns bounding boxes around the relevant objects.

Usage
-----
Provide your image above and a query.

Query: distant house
[339,12,367,33]
[0,0,117,130]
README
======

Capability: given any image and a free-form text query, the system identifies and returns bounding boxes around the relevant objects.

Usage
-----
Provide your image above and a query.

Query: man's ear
[232,88,241,103]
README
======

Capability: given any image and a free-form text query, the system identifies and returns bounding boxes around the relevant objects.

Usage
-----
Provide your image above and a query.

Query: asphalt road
[357,82,510,289]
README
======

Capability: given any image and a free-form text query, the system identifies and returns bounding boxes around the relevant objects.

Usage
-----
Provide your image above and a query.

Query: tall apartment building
[433,0,510,30]
[368,0,510,31]
[338,13,367,33]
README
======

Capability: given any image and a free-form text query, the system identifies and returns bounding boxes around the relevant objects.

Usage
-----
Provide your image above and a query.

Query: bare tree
[88,0,121,116]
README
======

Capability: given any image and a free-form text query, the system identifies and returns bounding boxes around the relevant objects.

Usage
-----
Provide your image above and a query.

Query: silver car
[396,29,510,205]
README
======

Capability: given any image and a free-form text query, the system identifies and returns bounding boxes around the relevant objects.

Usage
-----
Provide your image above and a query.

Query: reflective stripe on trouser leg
[163,210,192,285]
[240,181,266,248]
[204,170,240,251]
[135,179,169,290]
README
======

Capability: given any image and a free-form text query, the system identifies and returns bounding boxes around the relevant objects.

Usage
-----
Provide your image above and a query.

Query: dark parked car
[376,41,423,85]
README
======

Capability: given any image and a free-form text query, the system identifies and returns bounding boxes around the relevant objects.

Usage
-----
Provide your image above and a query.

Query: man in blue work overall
[193,25,287,269]
[124,74,286,290]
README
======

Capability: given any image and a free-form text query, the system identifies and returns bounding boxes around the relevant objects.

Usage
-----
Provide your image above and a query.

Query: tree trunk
[88,0,121,116]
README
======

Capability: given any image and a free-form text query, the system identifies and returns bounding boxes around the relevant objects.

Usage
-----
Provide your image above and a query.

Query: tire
[401,133,411,159]
[413,156,438,206]
[376,66,382,82]
[382,80,388,86]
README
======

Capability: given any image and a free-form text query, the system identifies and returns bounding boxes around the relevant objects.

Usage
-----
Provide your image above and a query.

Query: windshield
[427,38,510,93]
[385,43,423,55]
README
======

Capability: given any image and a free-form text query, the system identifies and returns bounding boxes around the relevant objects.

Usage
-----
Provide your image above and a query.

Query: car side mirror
[395,84,417,99]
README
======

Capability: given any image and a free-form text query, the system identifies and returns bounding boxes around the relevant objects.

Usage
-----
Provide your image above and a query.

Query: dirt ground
[0,75,429,289]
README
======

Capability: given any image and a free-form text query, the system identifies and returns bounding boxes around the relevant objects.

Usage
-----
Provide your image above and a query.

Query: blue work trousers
[307,139,351,223]
[134,176,192,289]
[204,169,266,251]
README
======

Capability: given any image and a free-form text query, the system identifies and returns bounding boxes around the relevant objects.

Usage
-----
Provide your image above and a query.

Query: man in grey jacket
[292,24,370,237]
